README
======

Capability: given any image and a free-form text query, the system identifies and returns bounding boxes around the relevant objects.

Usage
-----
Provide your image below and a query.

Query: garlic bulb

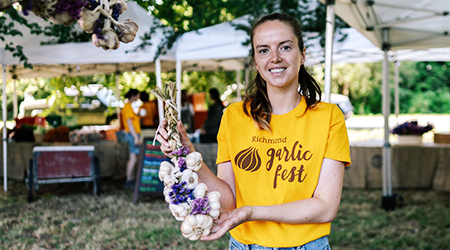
[116,0,128,13]
[207,191,221,202]
[49,12,75,26]
[163,174,174,187]
[169,203,189,221]
[78,8,101,33]
[163,186,172,204]
[169,139,178,152]
[180,170,198,190]
[207,191,221,219]
[180,214,214,241]
[92,23,120,50]
[159,161,174,182]
[117,19,139,43]
[192,183,208,199]
[185,152,203,172]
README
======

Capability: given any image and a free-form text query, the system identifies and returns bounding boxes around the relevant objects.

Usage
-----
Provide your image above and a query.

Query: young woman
[122,88,141,189]
[157,13,351,249]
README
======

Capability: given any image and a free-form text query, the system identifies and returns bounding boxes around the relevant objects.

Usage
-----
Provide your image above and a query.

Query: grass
[1,179,450,250]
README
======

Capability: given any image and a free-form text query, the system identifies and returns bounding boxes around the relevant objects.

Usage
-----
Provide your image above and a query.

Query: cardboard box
[434,133,450,144]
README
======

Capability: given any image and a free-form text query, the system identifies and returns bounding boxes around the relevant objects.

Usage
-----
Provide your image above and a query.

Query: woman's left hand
[200,206,252,241]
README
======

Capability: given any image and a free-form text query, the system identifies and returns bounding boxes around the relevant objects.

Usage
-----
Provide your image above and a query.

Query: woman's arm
[156,120,236,211]
[201,158,345,241]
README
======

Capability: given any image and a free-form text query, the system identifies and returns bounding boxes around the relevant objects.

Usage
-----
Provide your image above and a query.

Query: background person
[199,88,224,143]
[122,88,141,190]
[139,91,159,129]
[180,90,195,133]
[157,12,351,249]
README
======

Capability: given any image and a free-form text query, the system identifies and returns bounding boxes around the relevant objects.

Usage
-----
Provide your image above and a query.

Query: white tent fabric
[1,2,174,191]
[173,15,252,72]
[327,0,450,51]
[0,1,175,79]
[319,0,450,209]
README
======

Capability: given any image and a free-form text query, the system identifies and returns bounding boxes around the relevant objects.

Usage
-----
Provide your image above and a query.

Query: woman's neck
[269,91,301,115]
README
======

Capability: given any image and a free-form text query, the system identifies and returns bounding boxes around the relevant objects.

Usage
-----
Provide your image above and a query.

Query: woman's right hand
[156,119,195,156]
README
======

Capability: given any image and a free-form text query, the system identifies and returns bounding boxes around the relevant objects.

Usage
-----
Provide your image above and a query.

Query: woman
[157,13,351,249]
[139,91,159,129]
[122,88,141,189]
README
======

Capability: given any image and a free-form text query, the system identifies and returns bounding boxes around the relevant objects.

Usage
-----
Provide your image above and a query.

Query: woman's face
[131,93,140,102]
[253,20,305,91]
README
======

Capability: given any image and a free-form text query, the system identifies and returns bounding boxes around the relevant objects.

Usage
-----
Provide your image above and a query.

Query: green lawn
[1,179,449,249]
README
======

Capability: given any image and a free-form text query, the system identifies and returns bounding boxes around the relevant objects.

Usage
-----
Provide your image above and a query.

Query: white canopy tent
[319,0,450,209]
[1,1,175,191]
[0,1,175,79]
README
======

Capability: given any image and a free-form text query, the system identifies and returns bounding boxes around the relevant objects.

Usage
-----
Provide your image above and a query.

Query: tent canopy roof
[0,1,175,79]
[319,0,450,50]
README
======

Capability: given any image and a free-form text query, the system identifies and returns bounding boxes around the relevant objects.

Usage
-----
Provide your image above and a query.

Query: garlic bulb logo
[234,147,261,172]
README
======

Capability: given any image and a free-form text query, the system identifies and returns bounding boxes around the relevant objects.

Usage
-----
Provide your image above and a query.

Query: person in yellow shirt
[139,91,159,129]
[156,13,351,249]
[122,88,141,190]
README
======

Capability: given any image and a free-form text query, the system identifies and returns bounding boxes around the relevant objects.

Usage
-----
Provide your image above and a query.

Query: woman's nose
[270,50,282,63]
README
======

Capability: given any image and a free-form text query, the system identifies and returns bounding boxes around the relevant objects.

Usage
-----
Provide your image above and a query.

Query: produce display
[21,0,138,50]
[152,82,221,241]
[392,121,433,135]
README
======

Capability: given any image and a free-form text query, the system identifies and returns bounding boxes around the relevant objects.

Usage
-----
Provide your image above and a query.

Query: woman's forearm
[197,162,236,212]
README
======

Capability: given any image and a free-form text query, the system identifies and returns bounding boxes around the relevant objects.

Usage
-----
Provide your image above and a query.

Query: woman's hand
[156,119,195,156]
[133,134,139,146]
[200,206,253,241]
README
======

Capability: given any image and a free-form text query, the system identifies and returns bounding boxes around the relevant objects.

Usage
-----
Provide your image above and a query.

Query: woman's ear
[301,47,306,65]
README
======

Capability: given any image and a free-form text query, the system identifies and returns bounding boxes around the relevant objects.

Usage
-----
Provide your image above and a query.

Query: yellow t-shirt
[139,101,157,127]
[216,98,351,247]
[122,103,141,134]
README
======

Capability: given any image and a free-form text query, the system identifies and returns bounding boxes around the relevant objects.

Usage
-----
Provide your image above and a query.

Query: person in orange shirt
[139,91,159,129]
[157,13,351,249]
[122,88,141,189]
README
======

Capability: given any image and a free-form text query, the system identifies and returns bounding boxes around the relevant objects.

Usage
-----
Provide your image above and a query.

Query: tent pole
[324,0,335,103]
[176,59,182,113]
[381,49,392,197]
[13,78,17,119]
[115,70,121,129]
[155,58,164,125]
[394,61,400,125]
[236,69,242,101]
[381,28,395,210]
[2,64,7,192]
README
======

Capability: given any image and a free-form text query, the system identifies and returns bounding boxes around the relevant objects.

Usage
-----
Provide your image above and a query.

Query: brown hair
[243,12,322,131]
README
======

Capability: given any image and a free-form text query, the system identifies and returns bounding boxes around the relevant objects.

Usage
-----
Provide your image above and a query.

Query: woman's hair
[140,91,149,102]
[209,88,224,108]
[124,88,140,99]
[243,12,322,131]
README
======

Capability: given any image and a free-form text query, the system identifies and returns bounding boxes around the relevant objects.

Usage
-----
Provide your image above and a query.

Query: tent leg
[2,64,7,192]
[155,58,164,125]
[323,0,335,103]
[394,61,400,126]
[236,69,242,101]
[176,59,182,112]
[381,40,401,210]
[115,71,121,128]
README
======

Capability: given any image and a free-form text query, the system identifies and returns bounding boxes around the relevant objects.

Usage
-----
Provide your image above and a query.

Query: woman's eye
[281,46,291,51]
[258,48,269,54]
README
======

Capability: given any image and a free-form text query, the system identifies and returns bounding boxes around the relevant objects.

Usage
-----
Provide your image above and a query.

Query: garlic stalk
[152,82,221,240]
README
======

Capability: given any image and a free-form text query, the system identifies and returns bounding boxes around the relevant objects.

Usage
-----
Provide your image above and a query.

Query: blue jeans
[229,235,330,250]
[125,132,140,154]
